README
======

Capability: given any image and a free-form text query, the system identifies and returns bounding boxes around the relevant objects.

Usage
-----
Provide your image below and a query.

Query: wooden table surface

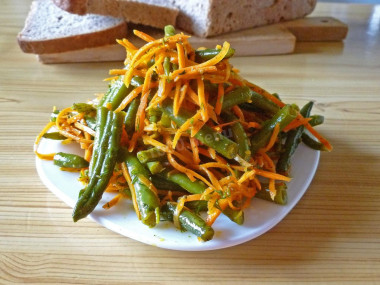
[1,1,379,284]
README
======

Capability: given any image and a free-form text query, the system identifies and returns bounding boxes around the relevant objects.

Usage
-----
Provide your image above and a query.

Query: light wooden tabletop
[1,1,379,284]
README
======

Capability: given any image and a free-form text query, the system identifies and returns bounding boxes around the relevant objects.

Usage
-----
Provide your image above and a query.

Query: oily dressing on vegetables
[34,25,331,242]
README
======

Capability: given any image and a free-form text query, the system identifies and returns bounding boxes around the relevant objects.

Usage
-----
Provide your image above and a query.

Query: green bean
[309,114,324,127]
[73,108,124,222]
[163,57,171,77]
[53,152,89,169]
[221,86,279,114]
[88,106,108,176]
[130,76,144,87]
[158,170,207,195]
[99,76,132,110]
[99,76,144,110]
[148,107,161,123]
[222,112,251,161]
[50,109,60,122]
[172,63,179,71]
[183,200,207,214]
[147,58,155,68]
[195,48,235,63]
[184,200,244,225]
[124,98,139,135]
[250,104,298,155]
[164,25,176,80]
[160,99,238,159]
[84,115,96,130]
[255,183,288,205]
[42,132,66,140]
[72,103,96,114]
[151,175,185,192]
[164,25,176,37]
[161,202,214,241]
[146,161,165,174]
[276,101,314,174]
[222,207,244,225]
[124,152,160,227]
[159,113,172,128]
[302,131,329,151]
[137,147,166,164]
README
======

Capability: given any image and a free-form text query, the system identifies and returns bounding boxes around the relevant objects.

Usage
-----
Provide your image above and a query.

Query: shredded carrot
[261,123,280,153]
[200,162,236,179]
[232,105,245,122]
[172,110,202,149]
[173,81,181,116]
[244,80,285,108]
[190,137,201,164]
[254,169,291,182]
[121,162,141,220]
[102,193,123,209]
[176,42,186,69]
[171,41,231,79]
[133,29,156,42]
[124,34,191,86]
[283,117,312,132]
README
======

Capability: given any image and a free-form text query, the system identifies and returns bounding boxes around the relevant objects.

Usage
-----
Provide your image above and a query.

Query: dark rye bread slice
[52,0,178,29]
[18,0,127,54]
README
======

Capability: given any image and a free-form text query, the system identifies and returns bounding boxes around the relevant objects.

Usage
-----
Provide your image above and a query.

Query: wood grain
[1,1,380,284]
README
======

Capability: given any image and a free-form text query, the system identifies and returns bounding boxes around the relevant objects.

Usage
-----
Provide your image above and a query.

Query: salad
[35,25,331,242]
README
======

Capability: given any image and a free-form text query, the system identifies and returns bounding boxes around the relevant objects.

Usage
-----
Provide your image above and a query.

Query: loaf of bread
[18,0,127,54]
[53,0,317,37]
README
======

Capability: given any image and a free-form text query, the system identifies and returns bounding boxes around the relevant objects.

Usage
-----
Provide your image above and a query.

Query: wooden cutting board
[38,17,348,63]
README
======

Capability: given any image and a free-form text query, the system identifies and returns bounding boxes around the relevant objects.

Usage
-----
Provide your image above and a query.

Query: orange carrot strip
[261,123,280,153]
[172,66,218,82]
[124,34,190,86]
[254,169,291,182]
[197,78,208,122]
[283,117,312,132]
[172,110,202,149]
[200,162,236,178]
[190,137,201,165]
[232,105,245,122]
[102,193,123,209]
[121,162,141,220]
[167,153,213,188]
[114,85,144,113]
[133,29,156,42]
[173,81,181,116]
[171,41,231,78]
[176,42,186,69]
[135,67,154,132]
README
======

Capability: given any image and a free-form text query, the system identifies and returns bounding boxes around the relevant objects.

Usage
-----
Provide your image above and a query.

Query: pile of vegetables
[35,25,331,242]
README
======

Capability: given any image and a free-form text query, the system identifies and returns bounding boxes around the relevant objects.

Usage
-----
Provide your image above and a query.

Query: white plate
[36,134,319,251]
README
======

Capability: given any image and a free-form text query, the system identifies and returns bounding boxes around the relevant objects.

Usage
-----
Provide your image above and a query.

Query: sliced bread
[52,0,179,29]
[52,0,316,37]
[18,0,127,54]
